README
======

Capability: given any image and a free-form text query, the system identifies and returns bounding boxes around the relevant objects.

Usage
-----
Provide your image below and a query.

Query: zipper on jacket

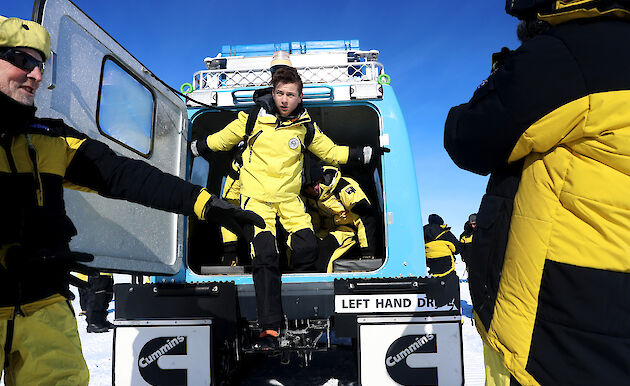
[3,317,15,370]
[14,305,24,317]
[248,130,263,163]
[2,304,23,370]
[25,134,44,207]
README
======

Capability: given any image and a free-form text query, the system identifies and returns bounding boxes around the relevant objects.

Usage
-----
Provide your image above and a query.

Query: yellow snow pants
[484,340,513,386]
[220,174,241,245]
[326,225,357,273]
[243,195,313,239]
[0,299,89,385]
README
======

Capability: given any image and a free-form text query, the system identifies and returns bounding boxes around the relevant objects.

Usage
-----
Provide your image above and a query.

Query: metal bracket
[350,83,383,100]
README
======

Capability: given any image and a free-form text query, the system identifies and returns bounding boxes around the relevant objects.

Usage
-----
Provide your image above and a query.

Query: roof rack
[190,40,383,92]
[192,61,383,91]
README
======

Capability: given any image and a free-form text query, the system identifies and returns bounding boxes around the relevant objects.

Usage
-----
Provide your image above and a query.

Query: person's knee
[252,231,278,266]
[292,229,317,253]
[291,229,318,269]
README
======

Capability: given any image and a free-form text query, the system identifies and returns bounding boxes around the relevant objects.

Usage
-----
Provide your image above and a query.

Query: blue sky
[5,1,519,236]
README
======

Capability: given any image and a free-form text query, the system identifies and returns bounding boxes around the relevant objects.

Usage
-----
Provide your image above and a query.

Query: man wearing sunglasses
[0,16,263,385]
[0,47,45,107]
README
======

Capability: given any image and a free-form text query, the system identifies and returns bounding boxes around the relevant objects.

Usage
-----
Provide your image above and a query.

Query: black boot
[252,329,279,350]
[86,274,114,333]
[87,320,114,333]
[221,241,239,266]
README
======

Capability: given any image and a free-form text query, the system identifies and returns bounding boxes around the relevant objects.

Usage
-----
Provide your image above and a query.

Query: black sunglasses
[0,48,45,74]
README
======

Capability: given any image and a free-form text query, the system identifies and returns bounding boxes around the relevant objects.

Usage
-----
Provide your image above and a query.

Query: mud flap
[334,277,463,385]
[113,320,213,385]
[358,316,463,385]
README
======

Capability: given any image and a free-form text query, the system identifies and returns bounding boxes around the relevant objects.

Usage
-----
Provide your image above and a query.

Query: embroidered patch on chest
[345,186,356,194]
[288,138,300,150]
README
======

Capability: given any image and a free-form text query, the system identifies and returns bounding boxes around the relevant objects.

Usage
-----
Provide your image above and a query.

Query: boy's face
[273,81,302,117]
[304,183,320,198]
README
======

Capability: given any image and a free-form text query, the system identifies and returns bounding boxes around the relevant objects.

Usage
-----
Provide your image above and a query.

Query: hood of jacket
[318,166,342,201]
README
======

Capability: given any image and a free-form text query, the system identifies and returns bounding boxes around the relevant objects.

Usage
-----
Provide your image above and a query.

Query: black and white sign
[359,318,462,385]
[335,294,457,313]
[138,336,187,384]
[385,334,438,384]
[114,323,212,385]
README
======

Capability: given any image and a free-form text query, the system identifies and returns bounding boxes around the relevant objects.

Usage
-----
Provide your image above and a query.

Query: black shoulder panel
[444,20,630,175]
[332,177,350,199]
[551,20,630,93]
[26,118,87,140]
[304,121,315,148]
[350,198,372,217]
[245,105,261,137]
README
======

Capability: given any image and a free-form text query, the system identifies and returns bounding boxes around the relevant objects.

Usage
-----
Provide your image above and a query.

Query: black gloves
[348,145,390,165]
[201,195,265,243]
[4,245,96,289]
[190,138,214,161]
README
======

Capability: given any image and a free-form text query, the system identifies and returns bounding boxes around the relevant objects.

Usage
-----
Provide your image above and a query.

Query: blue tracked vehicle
[32,0,464,384]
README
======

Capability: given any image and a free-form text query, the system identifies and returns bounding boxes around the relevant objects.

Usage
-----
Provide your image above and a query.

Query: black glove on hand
[5,245,96,289]
[348,145,390,165]
[190,138,214,161]
[202,195,265,243]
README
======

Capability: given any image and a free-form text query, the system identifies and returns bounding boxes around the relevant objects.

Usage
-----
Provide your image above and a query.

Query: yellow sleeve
[307,123,349,165]
[193,188,212,220]
[206,111,248,152]
[62,137,99,193]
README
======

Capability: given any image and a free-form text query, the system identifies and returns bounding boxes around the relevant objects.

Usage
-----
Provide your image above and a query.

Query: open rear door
[32,0,188,275]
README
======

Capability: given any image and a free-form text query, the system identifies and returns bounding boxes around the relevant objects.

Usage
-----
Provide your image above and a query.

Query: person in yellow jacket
[219,160,243,265]
[458,213,476,278]
[302,164,376,272]
[422,214,460,277]
[191,66,381,349]
[218,52,293,267]
[0,16,263,385]
[76,272,114,333]
[445,1,630,384]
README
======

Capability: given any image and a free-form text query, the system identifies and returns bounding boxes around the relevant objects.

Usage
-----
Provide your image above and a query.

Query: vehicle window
[97,57,154,156]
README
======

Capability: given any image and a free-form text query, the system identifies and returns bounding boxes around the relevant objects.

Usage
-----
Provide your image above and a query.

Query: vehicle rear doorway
[187,104,385,275]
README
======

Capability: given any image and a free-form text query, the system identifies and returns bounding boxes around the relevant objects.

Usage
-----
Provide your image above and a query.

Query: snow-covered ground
[76,261,484,385]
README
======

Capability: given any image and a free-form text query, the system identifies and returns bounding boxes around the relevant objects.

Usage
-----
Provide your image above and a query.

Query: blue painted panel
[220,40,360,57]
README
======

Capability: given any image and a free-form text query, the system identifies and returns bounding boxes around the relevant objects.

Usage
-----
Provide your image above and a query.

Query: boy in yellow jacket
[302,164,376,272]
[192,66,379,349]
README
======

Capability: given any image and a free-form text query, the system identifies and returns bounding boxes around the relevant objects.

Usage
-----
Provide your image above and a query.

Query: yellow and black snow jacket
[423,223,459,277]
[0,91,205,315]
[445,19,630,386]
[303,166,373,251]
[458,222,474,264]
[203,93,349,202]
